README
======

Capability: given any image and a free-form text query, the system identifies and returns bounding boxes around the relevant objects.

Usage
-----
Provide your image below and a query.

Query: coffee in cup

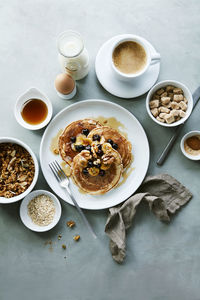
[112,41,147,75]
[111,36,160,81]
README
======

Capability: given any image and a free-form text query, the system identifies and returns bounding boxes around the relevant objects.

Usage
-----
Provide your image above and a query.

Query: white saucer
[95,34,160,99]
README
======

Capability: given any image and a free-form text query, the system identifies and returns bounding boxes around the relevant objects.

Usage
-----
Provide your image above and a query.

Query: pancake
[59,119,101,165]
[71,146,123,195]
[88,126,132,169]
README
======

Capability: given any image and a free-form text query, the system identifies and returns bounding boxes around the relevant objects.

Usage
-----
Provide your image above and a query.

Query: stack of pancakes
[59,119,132,195]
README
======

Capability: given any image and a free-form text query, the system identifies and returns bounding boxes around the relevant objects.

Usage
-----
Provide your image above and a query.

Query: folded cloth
[105,174,192,263]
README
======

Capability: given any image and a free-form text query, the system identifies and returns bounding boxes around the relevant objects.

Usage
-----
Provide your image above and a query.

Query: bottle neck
[57,31,84,58]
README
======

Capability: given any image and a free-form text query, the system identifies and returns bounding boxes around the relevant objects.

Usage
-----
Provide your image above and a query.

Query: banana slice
[88,167,100,176]
[75,134,86,145]
[102,143,112,153]
[101,163,111,170]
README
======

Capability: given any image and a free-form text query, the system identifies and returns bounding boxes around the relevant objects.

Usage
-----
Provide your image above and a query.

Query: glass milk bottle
[57,30,89,80]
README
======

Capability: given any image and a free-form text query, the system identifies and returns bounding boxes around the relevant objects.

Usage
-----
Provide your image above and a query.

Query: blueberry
[88,160,93,167]
[75,145,85,152]
[112,143,118,150]
[99,170,105,176]
[96,164,101,168]
[70,136,76,143]
[97,144,102,150]
[107,139,113,145]
[93,134,101,141]
[97,150,103,156]
[82,128,89,136]
[85,145,91,152]
[83,168,88,175]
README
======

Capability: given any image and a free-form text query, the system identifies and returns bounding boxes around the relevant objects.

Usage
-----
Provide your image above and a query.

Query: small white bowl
[14,87,53,130]
[20,190,62,232]
[180,131,200,161]
[0,137,39,204]
[146,80,193,127]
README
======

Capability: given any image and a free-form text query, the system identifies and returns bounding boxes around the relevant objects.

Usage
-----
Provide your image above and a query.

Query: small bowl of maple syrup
[14,87,53,130]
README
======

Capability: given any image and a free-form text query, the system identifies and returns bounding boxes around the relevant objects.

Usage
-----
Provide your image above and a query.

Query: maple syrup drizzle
[94,116,128,138]
[117,165,135,188]
[50,129,63,155]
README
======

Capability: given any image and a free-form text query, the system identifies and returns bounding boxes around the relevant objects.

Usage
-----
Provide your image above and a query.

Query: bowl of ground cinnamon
[180,131,200,160]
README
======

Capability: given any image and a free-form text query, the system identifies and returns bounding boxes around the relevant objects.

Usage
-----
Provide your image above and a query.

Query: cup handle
[150,53,161,65]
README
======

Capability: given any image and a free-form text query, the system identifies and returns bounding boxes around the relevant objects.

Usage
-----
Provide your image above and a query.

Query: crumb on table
[62,244,66,250]
[67,220,76,228]
[73,235,80,241]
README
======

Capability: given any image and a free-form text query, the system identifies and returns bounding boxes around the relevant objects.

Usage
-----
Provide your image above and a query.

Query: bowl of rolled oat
[0,137,39,204]
[146,80,193,127]
[20,190,61,232]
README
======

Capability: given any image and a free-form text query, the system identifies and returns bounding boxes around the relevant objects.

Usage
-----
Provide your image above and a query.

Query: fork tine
[52,161,65,180]
[49,162,61,182]
[52,161,64,181]
[55,160,67,179]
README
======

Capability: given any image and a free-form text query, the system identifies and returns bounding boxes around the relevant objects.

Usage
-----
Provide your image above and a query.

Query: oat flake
[28,194,55,226]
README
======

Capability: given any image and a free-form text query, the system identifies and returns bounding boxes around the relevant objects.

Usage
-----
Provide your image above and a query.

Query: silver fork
[49,160,97,239]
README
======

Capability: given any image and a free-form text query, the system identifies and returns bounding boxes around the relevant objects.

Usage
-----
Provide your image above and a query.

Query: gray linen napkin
[105,174,192,263]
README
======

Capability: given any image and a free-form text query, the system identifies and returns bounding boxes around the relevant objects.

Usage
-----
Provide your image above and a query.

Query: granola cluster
[0,143,35,198]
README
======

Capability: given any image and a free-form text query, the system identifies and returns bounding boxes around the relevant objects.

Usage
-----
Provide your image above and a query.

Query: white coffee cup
[111,35,160,81]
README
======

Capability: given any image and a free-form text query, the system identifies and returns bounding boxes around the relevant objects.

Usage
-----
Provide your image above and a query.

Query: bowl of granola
[146,80,193,127]
[0,137,39,204]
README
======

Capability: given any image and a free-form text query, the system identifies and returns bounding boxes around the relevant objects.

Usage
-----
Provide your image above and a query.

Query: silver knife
[157,86,200,166]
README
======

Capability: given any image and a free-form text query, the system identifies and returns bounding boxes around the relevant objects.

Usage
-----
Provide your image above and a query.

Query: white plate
[95,34,160,99]
[40,100,150,210]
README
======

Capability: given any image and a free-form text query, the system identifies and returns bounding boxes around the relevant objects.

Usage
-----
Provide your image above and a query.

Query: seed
[62,244,66,250]
[82,129,89,136]
[70,136,76,143]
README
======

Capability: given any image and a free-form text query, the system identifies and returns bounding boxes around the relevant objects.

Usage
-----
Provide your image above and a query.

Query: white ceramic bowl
[20,190,62,232]
[146,80,193,127]
[180,131,200,161]
[0,137,39,204]
[14,87,53,130]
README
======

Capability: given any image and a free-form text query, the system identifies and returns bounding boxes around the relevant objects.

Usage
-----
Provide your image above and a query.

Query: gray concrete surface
[0,0,200,299]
